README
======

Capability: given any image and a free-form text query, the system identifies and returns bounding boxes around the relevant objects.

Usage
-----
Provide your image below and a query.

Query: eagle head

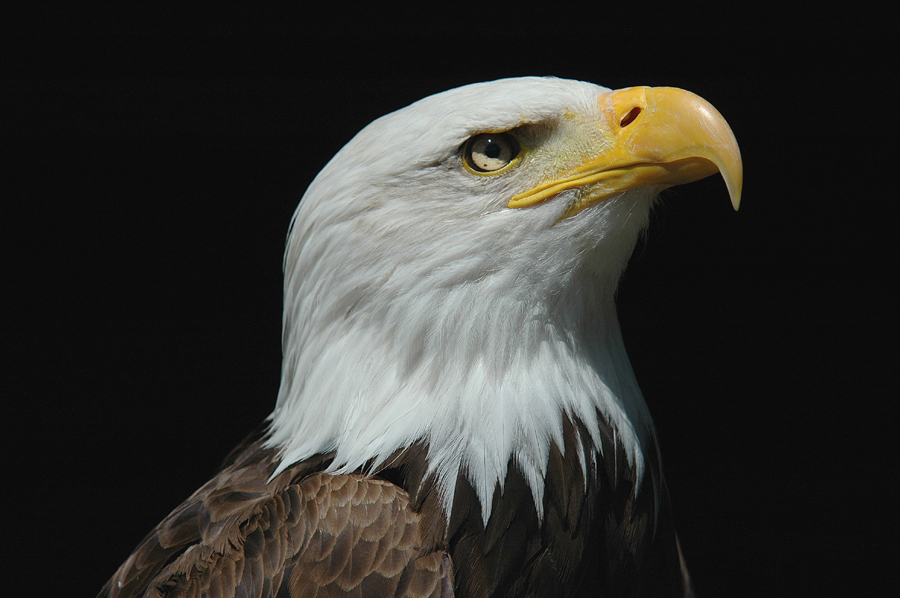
[265,77,741,523]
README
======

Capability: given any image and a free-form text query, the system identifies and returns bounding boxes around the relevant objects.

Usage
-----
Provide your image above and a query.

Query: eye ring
[463,133,521,174]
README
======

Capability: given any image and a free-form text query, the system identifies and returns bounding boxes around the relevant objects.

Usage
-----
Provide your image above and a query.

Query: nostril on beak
[620,107,641,128]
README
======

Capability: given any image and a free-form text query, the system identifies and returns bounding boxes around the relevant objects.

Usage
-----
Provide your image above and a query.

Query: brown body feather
[99,414,692,598]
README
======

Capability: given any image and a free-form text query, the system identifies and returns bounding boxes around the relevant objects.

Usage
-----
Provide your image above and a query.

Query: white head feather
[266,77,657,524]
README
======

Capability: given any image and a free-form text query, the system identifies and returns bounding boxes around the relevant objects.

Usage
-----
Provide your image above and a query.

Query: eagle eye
[464,133,520,174]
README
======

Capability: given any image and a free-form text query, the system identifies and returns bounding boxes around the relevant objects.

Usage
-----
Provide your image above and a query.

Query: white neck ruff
[266,192,657,525]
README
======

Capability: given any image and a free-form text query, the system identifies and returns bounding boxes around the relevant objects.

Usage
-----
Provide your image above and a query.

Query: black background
[3,6,892,597]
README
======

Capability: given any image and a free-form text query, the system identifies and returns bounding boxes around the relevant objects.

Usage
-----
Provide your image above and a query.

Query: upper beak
[508,86,743,215]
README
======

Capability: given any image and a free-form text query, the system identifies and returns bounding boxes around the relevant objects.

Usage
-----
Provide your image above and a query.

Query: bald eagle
[99,77,741,598]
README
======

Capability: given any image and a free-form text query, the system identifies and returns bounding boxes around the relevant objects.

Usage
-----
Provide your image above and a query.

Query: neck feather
[266,192,657,525]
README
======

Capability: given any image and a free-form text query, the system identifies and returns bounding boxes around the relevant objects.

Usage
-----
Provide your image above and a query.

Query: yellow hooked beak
[508,86,742,216]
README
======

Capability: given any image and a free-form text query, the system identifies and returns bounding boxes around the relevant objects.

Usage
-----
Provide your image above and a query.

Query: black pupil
[485,140,502,159]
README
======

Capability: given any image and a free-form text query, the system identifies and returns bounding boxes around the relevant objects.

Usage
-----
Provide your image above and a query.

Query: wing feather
[98,444,454,598]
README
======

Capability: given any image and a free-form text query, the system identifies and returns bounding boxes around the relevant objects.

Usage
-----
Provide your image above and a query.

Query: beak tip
[724,171,743,211]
